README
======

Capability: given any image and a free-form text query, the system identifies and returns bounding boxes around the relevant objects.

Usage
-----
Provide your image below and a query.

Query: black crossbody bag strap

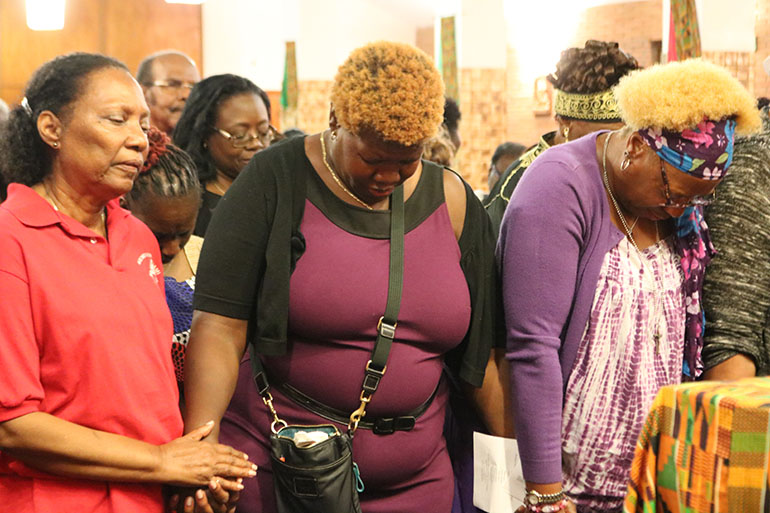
[250,184,405,434]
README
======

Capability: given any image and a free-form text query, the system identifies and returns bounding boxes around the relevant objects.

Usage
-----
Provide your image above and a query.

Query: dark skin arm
[464,348,516,437]
[703,354,757,380]
[0,413,254,488]
[183,312,248,441]
[443,171,515,438]
[173,312,250,513]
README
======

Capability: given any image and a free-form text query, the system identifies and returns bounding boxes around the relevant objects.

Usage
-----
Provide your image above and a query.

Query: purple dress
[219,173,472,513]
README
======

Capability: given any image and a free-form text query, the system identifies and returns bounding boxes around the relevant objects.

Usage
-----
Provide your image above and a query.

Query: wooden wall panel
[0,0,201,105]
[0,0,102,103]
[103,0,202,77]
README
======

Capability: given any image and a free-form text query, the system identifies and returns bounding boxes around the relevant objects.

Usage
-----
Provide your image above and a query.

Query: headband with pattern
[553,89,622,122]
[638,117,736,180]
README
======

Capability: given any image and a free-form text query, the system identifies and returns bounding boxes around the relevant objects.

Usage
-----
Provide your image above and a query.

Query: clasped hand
[160,421,256,513]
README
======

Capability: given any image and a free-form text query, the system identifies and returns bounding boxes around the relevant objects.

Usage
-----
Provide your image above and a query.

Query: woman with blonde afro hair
[182,40,506,513]
[499,58,759,513]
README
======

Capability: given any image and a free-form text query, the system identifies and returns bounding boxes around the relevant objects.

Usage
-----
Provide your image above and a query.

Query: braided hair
[0,53,128,186]
[172,74,269,184]
[547,40,639,94]
[125,127,200,205]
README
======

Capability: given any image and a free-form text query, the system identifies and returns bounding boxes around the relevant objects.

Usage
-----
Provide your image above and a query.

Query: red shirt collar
[2,183,130,236]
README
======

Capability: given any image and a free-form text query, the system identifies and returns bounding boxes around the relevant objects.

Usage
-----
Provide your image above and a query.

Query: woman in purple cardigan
[498,60,760,513]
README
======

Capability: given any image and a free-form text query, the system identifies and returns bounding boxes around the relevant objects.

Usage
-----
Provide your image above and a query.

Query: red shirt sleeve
[0,245,44,422]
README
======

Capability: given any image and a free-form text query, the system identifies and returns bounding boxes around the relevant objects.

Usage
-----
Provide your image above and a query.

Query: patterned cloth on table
[624,377,770,513]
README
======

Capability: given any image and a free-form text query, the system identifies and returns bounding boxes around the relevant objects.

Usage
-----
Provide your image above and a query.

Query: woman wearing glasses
[173,74,274,237]
[498,59,760,513]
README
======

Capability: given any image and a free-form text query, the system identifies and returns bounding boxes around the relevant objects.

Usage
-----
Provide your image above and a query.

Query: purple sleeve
[497,158,586,484]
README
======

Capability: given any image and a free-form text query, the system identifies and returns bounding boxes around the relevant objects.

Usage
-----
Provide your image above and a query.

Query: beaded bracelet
[526,498,569,513]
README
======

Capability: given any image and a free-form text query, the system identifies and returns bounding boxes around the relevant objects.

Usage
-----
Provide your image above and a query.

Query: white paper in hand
[472,432,526,513]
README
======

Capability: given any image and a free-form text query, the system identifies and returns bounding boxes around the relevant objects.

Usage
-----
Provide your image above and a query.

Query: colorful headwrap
[673,206,715,379]
[639,118,736,378]
[638,117,737,180]
[553,89,622,122]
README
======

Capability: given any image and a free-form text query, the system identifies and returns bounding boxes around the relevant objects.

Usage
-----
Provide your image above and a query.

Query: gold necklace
[43,181,106,226]
[320,130,373,210]
[601,132,663,350]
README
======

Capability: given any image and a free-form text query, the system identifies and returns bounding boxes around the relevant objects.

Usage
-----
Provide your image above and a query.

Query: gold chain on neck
[43,180,106,226]
[320,130,374,211]
[601,131,663,350]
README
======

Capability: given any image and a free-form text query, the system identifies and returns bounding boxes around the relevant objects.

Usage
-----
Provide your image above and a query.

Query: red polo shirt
[0,184,183,512]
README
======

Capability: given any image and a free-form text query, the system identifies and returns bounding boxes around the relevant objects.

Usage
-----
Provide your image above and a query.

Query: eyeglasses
[145,79,197,91]
[213,125,275,148]
[659,160,716,208]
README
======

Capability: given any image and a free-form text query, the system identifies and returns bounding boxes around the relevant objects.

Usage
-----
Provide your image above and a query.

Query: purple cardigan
[497,132,624,483]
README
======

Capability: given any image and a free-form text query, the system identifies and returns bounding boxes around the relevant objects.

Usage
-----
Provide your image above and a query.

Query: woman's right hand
[155,421,256,490]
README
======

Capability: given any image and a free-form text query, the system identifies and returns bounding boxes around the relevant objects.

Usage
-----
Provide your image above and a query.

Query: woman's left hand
[167,479,241,513]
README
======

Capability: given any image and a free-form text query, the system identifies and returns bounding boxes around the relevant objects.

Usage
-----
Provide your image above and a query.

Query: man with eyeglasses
[137,50,200,135]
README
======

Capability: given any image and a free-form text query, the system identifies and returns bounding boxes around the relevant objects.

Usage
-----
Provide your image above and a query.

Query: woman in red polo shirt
[0,53,255,513]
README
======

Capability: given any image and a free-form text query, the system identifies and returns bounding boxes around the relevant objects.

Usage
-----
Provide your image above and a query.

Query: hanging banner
[441,16,459,101]
[280,41,298,111]
[669,0,701,60]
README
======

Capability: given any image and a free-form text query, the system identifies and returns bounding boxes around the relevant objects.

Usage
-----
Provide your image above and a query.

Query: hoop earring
[563,127,569,142]
[620,153,631,171]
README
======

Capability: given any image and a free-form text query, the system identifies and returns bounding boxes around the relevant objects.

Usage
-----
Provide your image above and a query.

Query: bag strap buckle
[377,317,397,339]
[348,391,372,434]
[263,391,288,434]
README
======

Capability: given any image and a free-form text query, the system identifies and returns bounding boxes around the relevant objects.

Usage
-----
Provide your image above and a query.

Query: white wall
[202,0,295,91]
[461,0,506,69]
[697,0,756,52]
[202,0,426,89]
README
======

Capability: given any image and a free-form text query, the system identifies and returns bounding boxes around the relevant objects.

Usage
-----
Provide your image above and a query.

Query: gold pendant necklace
[320,130,374,210]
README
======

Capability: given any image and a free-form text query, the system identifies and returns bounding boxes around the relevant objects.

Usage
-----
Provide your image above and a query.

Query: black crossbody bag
[248,184,405,513]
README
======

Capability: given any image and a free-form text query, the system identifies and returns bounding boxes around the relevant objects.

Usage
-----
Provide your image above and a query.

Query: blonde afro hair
[331,41,445,146]
[614,58,761,135]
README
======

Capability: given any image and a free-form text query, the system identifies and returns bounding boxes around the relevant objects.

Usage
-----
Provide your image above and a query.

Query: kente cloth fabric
[638,118,736,180]
[624,377,770,513]
[562,236,685,512]
[554,89,622,122]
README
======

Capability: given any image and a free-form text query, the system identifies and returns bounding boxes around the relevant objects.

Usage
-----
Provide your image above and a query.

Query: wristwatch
[525,489,565,506]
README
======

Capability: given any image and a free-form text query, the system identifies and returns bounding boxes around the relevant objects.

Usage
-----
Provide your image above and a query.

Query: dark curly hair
[547,40,639,94]
[125,127,200,206]
[0,53,128,187]
[443,97,461,132]
[172,74,270,184]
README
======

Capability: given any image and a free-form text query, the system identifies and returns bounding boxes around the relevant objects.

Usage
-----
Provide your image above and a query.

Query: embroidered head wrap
[554,89,622,122]
[638,117,736,180]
